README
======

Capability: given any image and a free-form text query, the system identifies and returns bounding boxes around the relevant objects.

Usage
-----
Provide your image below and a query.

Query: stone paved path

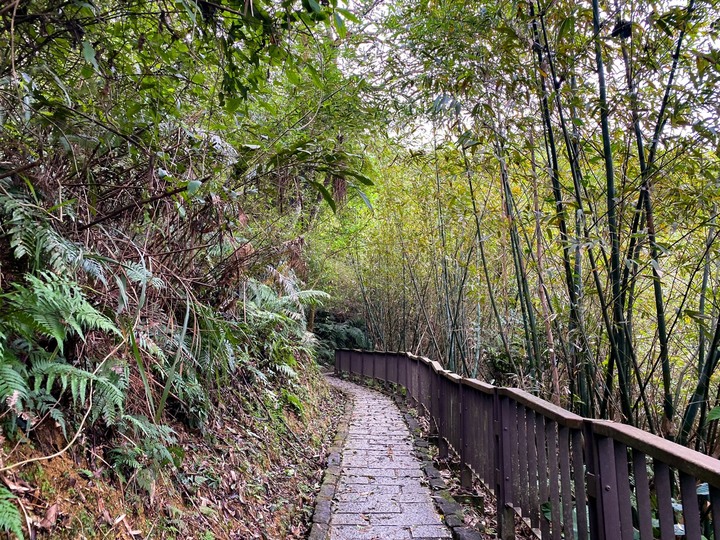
[325,377,452,540]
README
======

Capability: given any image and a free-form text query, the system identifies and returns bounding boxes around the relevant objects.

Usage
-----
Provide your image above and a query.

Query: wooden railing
[335,349,720,540]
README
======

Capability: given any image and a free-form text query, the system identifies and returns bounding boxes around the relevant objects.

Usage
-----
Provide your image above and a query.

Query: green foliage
[282,388,305,415]
[31,358,127,425]
[21,388,67,438]
[243,275,329,368]
[0,270,123,438]
[0,0,354,525]
[706,406,720,423]
[314,314,371,363]
[110,415,178,493]
[121,272,328,431]
[5,272,119,354]
[0,181,107,282]
[0,486,23,540]
[0,356,29,407]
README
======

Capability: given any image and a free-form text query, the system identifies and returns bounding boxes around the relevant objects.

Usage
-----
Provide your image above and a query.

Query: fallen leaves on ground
[0,365,348,539]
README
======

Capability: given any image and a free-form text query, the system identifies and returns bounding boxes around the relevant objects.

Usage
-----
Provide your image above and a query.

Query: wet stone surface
[325,377,452,540]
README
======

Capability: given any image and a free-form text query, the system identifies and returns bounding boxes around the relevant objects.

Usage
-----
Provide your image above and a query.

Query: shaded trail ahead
[324,377,451,539]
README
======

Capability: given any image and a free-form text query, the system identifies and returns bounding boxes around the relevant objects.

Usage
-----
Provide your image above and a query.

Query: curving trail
[325,377,452,540]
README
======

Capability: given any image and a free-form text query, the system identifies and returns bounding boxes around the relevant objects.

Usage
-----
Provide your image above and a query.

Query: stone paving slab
[325,377,452,540]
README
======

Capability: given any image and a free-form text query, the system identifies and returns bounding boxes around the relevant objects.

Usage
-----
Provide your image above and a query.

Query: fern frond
[110,446,143,471]
[48,405,67,439]
[82,258,107,286]
[72,300,121,336]
[273,363,298,380]
[23,389,67,439]
[121,414,176,443]
[124,262,152,284]
[8,272,120,353]
[135,332,167,361]
[291,289,330,307]
[245,364,269,386]
[123,262,165,290]
[0,182,106,281]
[0,486,23,539]
[301,331,318,348]
[266,265,299,297]
[31,361,125,425]
[0,358,29,404]
[150,277,165,290]
[27,311,68,346]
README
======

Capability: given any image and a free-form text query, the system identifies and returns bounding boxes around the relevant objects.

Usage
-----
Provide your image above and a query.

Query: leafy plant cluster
[0,486,23,539]
[0,0,375,534]
[313,312,371,364]
[0,176,331,536]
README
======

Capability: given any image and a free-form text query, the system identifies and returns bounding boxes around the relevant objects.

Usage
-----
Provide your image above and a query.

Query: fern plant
[110,415,178,493]
[22,388,68,438]
[137,324,210,428]
[0,353,29,407]
[243,277,327,371]
[0,271,124,437]
[4,272,119,355]
[31,358,127,425]
[0,180,107,282]
[0,486,23,539]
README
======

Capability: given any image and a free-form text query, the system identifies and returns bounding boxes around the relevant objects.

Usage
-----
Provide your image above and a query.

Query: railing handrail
[335,348,720,540]
[339,348,720,480]
[498,387,585,428]
[591,419,720,486]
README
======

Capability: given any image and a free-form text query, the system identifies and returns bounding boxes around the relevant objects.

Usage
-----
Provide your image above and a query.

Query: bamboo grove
[312,0,720,453]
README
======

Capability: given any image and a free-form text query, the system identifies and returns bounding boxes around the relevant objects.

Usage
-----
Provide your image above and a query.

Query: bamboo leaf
[82,41,99,71]
[557,16,575,43]
[343,170,373,186]
[310,181,337,212]
[334,13,347,38]
[336,8,360,24]
[187,180,202,195]
[650,259,663,277]
[357,189,373,211]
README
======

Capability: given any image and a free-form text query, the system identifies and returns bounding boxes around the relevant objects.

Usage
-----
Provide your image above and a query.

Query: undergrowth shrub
[0,178,332,532]
[110,415,179,495]
[314,312,371,363]
[0,271,124,436]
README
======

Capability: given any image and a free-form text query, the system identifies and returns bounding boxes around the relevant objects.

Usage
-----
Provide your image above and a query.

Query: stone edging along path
[308,377,354,540]
[310,375,483,540]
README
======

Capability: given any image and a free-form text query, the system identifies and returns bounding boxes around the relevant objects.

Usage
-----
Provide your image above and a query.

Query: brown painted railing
[335,349,720,540]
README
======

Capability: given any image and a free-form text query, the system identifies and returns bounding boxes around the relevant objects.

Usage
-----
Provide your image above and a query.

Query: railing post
[585,420,612,540]
[438,374,449,459]
[429,365,438,437]
[496,391,514,540]
[408,355,414,404]
[350,350,361,379]
[404,353,411,405]
[460,381,472,489]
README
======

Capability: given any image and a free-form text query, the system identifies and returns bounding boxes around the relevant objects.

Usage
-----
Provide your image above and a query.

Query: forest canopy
[309,0,720,452]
